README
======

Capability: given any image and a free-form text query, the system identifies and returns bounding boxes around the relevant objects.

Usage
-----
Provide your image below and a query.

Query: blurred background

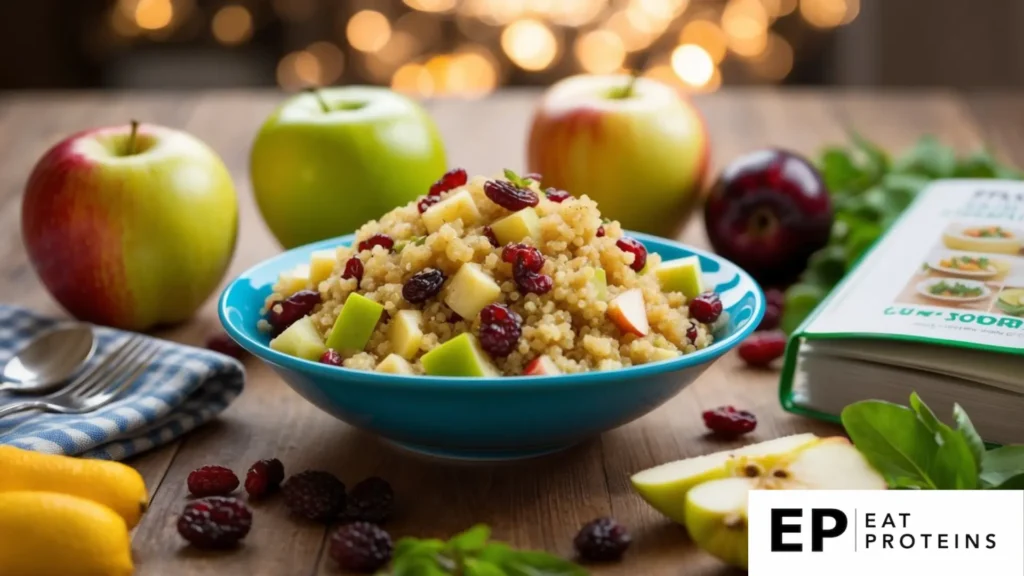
[1,0,1021,93]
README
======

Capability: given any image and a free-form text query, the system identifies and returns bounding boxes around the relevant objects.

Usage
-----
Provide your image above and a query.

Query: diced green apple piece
[277,264,311,297]
[309,249,338,285]
[421,189,481,233]
[421,333,499,377]
[376,353,414,375]
[655,255,705,299]
[325,293,384,354]
[388,309,424,360]
[607,288,649,337]
[444,263,502,319]
[590,268,607,300]
[269,316,328,361]
[490,207,541,245]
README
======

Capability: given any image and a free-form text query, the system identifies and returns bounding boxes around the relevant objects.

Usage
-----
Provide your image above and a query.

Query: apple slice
[630,433,819,524]
[590,268,607,300]
[421,333,499,377]
[388,309,424,360]
[277,264,311,297]
[421,189,481,233]
[607,288,649,337]
[655,256,704,299]
[684,437,886,569]
[523,355,561,375]
[491,208,541,245]
[309,249,338,285]
[269,316,328,361]
[376,353,414,375]
[444,263,502,320]
[325,293,384,354]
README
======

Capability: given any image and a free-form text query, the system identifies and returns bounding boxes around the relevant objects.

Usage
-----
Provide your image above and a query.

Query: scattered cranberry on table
[282,470,346,522]
[574,517,632,562]
[616,237,647,272]
[205,332,246,361]
[187,465,239,498]
[268,290,321,334]
[689,292,723,324]
[702,406,757,437]
[428,167,468,196]
[345,477,395,524]
[738,330,787,367]
[329,522,393,573]
[757,288,785,331]
[245,458,285,499]
[177,496,252,549]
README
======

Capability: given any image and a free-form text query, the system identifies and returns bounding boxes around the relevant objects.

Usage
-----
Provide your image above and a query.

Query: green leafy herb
[380,525,587,576]
[503,169,535,188]
[842,393,1024,490]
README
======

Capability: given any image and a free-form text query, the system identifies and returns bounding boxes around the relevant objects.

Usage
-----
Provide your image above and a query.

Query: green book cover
[779,179,1024,444]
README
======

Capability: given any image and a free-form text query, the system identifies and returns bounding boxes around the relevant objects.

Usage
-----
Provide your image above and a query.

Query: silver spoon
[0,324,96,394]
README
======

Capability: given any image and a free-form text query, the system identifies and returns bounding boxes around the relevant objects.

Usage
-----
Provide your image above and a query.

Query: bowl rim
[219,231,765,390]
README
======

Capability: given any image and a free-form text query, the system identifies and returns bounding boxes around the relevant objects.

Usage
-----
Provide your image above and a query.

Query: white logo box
[748,490,1024,575]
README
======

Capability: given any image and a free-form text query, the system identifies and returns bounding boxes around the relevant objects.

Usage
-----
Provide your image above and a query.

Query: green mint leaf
[503,168,526,187]
[932,425,979,489]
[893,135,956,178]
[499,551,588,576]
[389,555,450,576]
[448,524,491,553]
[992,473,1024,490]
[952,403,985,472]
[843,223,882,268]
[806,245,848,287]
[820,147,863,193]
[393,538,446,565]
[953,149,999,179]
[780,283,826,334]
[909,392,942,438]
[980,446,1024,487]
[464,558,509,576]
[841,400,940,489]
[849,131,890,180]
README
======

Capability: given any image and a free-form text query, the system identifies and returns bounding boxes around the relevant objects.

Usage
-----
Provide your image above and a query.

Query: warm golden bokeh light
[376,30,420,66]
[679,20,728,63]
[308,42,345,84]
[671,44,716,88]
[749,32,794,80]
[211,5,253,46]
[134,0,173,30]
[392,63,435,96]
[799,0,858,28]
[347,10,392,53]
[277,50,322,90]
[547,0,606,27]
[604,10,658,52]
[643,64,681,87]
[501,19,559,71]
[575,30,626,74]
[404,0,458,13]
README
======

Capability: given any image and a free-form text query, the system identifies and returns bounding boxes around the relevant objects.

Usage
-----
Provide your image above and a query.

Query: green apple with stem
[251,87,447,248]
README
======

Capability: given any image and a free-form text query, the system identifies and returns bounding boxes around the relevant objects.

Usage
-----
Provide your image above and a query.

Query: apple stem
[621,69,640,98]
[126,120,139,156]
[305,88,331,113]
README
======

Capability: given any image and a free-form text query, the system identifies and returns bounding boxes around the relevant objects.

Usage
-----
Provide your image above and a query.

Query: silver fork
[0,335,160,420]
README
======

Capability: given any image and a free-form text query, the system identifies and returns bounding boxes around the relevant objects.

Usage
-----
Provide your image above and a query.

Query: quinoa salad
[260,168,723,377]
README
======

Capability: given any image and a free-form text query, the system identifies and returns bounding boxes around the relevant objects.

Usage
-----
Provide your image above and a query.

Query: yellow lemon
[0,491,133,576]
[0,446,148,528]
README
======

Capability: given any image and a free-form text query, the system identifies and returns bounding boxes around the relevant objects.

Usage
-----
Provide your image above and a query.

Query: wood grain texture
[0,89,1001,575]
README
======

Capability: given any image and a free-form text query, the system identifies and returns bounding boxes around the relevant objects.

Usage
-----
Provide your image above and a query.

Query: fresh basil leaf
[844,223,882,267]
[390,555,450,576]
[820,148,863,193]
[806,245,848,287]
[953,150,999,178]
[952,403,985,472]
[478,543,515,565]
[465,558,509,576]
[932,425,979,489]
[992,473,1024,490]
[841,400,940,489]
[893,136,956,178]
[850,131,890,177]
[980,446,1024,487]
[499,551,588,576]
[449,524,491,553]
[780,283,826,334]
[909,392,942,439]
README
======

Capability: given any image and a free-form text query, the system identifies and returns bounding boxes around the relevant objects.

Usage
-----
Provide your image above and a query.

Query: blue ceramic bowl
[219,232,764,460]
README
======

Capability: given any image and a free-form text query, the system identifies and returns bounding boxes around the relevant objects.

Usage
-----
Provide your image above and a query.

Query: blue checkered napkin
[0,305,244,461]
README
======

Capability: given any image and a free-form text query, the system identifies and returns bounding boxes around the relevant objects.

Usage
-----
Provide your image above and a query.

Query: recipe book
[780,179,1024,445]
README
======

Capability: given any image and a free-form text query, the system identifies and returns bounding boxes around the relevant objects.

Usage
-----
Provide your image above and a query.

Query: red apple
[523,355,562,376]
[22,122,238,331]
[608,288,650,337]
[527,74,710,236]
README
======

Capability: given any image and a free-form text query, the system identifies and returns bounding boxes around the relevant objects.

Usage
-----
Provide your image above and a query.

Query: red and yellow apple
[527,74,710,236]
[22,122,238,331]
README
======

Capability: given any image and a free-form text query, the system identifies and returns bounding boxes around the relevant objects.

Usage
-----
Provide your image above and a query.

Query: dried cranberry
[513,266,553,295]
[702,406,757,437]
[544,187,572,203]
[765,288,786,310]
[484,179,539,211]
[758,304,781,331]
[689,292,723,324]
[478,303,522,357]
[329,522,393,573]
[402,268,446,303]
[268,290,321,334]
[187,465,239,497]
[524,172,543,182]
[501,243,544,272]
[596,226,606,237]
[345,477,395,524]
[320,349,343,366]
[738,331,787,367]
[177,496,252,549]
[342,258,364,283]
[686,321,699,344]
[205,332,246,360]
[574,517,631,562]
[282,470,346,522]
[483,226,499,247]
[245,458,285,499]
[428,168,468,196]
[417,195,441,213]
[358,233,394,253]
[616,237,647,272]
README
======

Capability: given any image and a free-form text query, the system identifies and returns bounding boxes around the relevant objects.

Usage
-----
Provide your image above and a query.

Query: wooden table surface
[2,89,1022,575]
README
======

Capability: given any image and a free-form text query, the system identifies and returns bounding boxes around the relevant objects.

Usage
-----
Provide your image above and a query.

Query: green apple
[309,249,339,286]
[388,309,424,360]
[490,207,541,245]
[421,333,499,377]
[444,263,502,320]
[527,75,710,236]
[21,121,238,331]
[590,267,607,300]
[655,256,705,299]
[326,293,384,354]
[631,433,818,524]
[684,438,886,569]
[377,353,414,375]
[422,189,481,234]
[251,87,447,248]
[270,316,328,361]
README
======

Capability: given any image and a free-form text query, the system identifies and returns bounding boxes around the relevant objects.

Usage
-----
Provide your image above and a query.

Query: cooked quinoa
[262,171,713,376]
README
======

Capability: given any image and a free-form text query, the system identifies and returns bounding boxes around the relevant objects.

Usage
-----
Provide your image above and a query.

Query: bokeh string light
[106,0,861,96]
